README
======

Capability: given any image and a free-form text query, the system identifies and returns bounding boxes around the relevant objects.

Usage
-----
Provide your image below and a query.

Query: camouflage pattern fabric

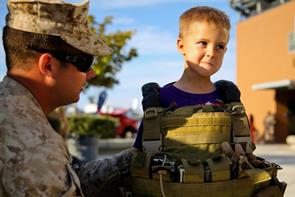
[77,149,133,197]
[7,0,112,56]
[0,76,133,197]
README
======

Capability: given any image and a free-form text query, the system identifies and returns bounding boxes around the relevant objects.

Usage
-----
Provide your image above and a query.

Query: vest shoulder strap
[141,80,241,108]
[141,82,160,111]
[215,80,241,103]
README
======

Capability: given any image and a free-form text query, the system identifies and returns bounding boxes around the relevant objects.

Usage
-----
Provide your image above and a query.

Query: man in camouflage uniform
[0,0,133,196]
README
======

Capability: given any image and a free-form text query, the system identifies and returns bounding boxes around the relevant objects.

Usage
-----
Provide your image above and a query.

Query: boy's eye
[196,41,207,47]
[216,44,225,50]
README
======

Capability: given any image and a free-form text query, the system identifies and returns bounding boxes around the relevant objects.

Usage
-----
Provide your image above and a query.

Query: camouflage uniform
[1,0,133,196]
[0,76,133,196]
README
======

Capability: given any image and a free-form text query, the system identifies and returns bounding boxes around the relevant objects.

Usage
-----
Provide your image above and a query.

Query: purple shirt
[134,83,221,149]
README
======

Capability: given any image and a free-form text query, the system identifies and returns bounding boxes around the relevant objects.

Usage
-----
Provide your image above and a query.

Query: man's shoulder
[0,79,67,162]
[0,94,45,129]
[0,77,46,123]
[1,112,67,160]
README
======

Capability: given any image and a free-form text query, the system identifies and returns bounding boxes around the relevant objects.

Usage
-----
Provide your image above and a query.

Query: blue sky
[0,0,240,111]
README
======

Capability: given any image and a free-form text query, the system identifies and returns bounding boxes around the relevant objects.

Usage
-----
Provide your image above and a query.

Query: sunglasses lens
[82,56,95,72]
[28,46,95,73]
[65,55,94,73]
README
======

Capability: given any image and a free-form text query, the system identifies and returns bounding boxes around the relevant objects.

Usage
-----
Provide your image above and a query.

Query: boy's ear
[38,53,54,77]
[177,37,185,55]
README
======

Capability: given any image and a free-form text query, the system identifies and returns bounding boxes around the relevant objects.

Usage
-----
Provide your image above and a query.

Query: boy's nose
[86,68,96,81]
[206,46,215,58]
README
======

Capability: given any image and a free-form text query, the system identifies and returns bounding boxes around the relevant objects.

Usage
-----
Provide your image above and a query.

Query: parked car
[98,108,141,138]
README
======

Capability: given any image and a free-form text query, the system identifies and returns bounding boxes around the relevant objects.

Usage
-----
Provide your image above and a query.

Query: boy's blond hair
[179,6,231,38]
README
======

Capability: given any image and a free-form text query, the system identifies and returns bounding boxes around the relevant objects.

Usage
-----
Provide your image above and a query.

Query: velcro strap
[143,107,165,141]
[225,102,251,143]
[182,159,204,183]
[162,112,231,145]
[233,136,251,144]
[164,127,231,145]
[231,114,251,137]
[162,112,231,128]
[131,152,152,179]
[143,140,161,152]
[207,156,232,182]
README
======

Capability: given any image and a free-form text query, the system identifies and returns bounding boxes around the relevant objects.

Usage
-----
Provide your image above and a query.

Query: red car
[98,108,141,138]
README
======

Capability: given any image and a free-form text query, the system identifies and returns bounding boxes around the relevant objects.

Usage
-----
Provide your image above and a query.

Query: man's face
[177,21,229,78]
[52,58,95,106]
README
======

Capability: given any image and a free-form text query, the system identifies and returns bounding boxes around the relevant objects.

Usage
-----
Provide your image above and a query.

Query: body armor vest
[123,81,285,197]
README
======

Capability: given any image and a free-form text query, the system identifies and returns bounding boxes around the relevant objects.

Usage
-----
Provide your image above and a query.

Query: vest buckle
[144,107,158,119]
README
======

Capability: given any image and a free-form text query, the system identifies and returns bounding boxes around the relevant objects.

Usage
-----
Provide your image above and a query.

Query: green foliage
[67,115,118,139]
[87,16,138,88]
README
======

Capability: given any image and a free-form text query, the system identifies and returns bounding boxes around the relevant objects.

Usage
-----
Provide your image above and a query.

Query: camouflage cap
[6,0,112,56]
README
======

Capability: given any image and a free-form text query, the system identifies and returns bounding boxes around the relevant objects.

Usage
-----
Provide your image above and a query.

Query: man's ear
[38,53,54,77]
[176,37,185,55]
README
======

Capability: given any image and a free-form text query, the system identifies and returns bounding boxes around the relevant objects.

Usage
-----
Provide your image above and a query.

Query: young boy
[134,6,231,149]
[130,7,286,196]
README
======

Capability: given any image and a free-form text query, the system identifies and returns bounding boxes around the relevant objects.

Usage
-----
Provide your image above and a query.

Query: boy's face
[177,21,229,78]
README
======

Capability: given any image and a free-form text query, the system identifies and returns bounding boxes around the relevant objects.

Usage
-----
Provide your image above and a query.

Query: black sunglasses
[29,47,94,73]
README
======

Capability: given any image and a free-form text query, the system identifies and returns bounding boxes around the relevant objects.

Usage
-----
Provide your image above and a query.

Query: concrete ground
[254,144,295,197]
